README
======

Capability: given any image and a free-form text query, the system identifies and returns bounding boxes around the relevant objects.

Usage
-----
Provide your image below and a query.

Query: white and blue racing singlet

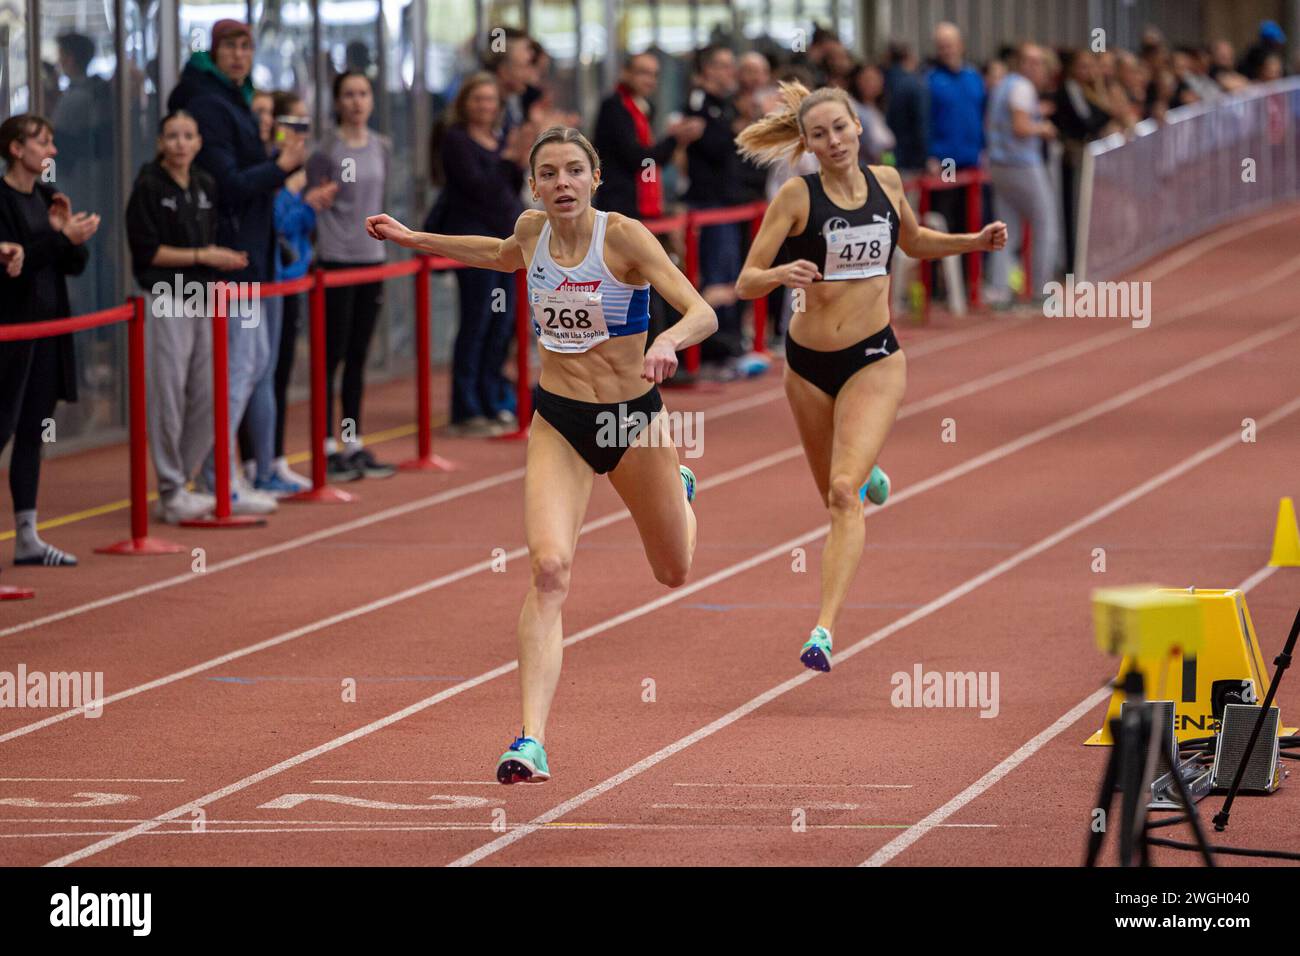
[527,209,650,353]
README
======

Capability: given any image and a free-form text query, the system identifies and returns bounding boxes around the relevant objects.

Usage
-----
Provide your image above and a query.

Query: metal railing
[1078,76,1300,282]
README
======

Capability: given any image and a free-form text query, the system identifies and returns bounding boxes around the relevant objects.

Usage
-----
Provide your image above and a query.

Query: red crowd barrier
[0,298,183,599]
[902,167,990,322]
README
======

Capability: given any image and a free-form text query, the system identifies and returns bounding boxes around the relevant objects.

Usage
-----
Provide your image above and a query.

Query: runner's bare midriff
[520,214,654,404]
[786,273,892,350]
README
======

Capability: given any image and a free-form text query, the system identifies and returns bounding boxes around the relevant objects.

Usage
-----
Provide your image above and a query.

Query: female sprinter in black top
[736,84,1006,671]
[366,126,716,783]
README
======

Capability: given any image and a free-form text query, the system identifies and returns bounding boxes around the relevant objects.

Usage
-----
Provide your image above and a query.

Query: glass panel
[43,2,128,441]
[0,0,27,115]
[251,0,315,115]
[426,0,475,105]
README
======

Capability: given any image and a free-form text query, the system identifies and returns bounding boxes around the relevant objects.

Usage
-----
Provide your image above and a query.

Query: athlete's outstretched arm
[736,177,821,299]
[364,210,534,272]
[884,167,1007,260]
[608,216,718,383]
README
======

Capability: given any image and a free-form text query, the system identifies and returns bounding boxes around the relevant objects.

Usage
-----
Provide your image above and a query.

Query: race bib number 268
[532,290,609,351]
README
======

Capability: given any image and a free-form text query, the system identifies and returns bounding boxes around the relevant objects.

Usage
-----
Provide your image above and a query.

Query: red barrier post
[965,178,983,311]
[748,210,768,355]
[288,270,356,502]
[183,283,266,527]
[96,296,184,555]
[400,256,457,469]
[495,269,531,441]
[683,217,701,373]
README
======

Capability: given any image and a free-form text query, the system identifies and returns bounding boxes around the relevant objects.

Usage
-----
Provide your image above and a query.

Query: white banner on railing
[1078,77,1300,282]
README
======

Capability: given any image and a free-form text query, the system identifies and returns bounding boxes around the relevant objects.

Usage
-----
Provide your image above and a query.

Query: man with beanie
[166,19,304,515]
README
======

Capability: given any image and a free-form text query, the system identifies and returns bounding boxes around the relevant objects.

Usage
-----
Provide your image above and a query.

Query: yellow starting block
[1086,587,1294,745]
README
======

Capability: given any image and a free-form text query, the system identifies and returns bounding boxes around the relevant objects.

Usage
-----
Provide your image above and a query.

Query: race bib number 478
[824,222,891,281]
[532,290,609,352]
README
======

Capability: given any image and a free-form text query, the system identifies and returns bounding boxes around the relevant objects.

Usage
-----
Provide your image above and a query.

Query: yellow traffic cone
[1269,497,1300,566]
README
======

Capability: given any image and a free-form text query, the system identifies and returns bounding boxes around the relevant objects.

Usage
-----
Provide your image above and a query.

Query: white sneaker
[159,489,216,524]
[242,459,257,484]
[230,477,277,515]
[274,457,312,491]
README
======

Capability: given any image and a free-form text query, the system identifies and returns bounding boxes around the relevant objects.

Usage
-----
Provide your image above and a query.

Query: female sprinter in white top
[735,85,1006,671]
[366,126,716,783]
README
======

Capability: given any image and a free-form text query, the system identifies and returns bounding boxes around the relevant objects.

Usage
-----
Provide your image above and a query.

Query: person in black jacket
[126,110,249,524]
[683,45,747,372]
[0,114,97,567]
[593,52,704,380]
[593,52,703,220]
[427,73,529,436]
[165,18,303,515]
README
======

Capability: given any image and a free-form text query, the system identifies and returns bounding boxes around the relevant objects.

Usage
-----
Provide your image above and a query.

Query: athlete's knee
[653,557,690,589]
[826,475,861,517]
[531,551,572,596]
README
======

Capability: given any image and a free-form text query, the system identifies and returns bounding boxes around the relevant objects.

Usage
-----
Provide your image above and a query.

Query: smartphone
[276,115,311,135]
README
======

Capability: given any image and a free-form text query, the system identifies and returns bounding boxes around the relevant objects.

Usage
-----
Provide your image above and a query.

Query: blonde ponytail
[735,81,810,167]
[734,81,860,167]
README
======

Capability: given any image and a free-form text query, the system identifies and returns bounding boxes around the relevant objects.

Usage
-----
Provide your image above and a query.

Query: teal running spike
[800,626,833,672]
[496,733,551,784]
[679,465,697,503]
[859,464,890,507]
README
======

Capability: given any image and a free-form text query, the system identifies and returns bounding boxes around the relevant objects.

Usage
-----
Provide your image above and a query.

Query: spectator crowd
[0,15,1293,574]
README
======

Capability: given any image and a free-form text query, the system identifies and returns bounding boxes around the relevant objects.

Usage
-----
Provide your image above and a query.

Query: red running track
[1,205,1299,867]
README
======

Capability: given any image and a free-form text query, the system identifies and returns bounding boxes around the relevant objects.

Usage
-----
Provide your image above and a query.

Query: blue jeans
[697,219,744,361]
[244,295,283,481]
[451,268,517,422]
[202,296,273,488]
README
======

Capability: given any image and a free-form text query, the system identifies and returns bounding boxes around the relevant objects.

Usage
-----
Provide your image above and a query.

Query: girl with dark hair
[0,114,99,564]
[368,126,716,784]
[304,70,395,480]
[126,110,248,522]
[427,72,529,436]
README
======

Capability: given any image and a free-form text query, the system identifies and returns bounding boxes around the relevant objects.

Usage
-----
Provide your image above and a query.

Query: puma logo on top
[872,212,893,226]
[864,344,892,358]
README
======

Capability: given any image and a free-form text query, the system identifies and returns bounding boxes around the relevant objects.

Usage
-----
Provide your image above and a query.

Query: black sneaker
[327,451,364,482]
[349,448,396,479]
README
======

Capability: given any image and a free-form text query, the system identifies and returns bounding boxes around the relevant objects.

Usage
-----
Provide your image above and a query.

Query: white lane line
[309,780,498,786]
[38,329,1300,868]
[8,822,1001,839]
[1236,563,1280,595]
[652,802,860,810]
[859,558,1287,867]
[1138,203,1300,281]
[0,777,184,783]
[672,782,911,789]
[1,312,1180,745]
[445,392,1300,868]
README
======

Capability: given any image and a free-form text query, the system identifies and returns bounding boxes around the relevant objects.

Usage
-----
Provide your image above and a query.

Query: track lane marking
[859,559,1289,866]
[39,329,1300,867]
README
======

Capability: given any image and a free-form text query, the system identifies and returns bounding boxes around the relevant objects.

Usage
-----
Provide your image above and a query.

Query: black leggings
[2,339,60,512]
[319,261,383,441]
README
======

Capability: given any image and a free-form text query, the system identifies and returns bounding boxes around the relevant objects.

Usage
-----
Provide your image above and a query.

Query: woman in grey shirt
[305,70,396,480]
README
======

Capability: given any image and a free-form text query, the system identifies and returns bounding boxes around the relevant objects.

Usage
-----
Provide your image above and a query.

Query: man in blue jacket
[166,19,305,514]
[926,22,984,237]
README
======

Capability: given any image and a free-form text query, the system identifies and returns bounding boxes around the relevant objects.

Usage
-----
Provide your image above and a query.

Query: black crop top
[782,163,900,282]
